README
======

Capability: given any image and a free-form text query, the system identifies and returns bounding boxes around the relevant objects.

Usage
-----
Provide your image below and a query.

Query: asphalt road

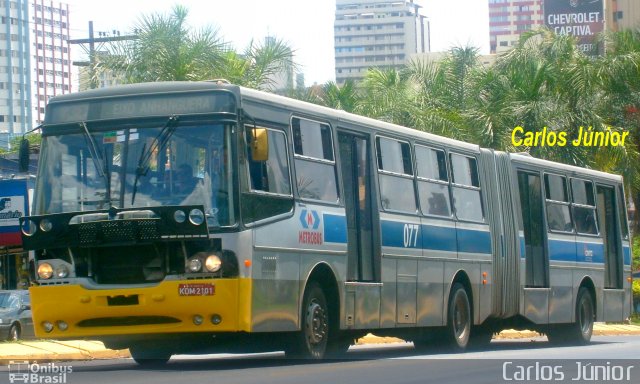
[3,336,639,384]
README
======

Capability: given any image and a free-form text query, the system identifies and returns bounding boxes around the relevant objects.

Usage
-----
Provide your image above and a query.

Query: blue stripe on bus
[548,239,576,262]
[520,236,525,258]
[624,246,631,266]
[380,220,422,249]
[323,214,347,244]
[380,220,491,254]
[457,227,492,254]
[421,224,456,252]
[575,242,604,264]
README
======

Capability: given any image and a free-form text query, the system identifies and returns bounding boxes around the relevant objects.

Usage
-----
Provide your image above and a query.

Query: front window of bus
[35,122,235,228]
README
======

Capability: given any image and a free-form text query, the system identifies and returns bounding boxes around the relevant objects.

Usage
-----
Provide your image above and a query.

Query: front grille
[78,219,159,245]
[72,243,175,285]
[92,244,165,284]
[77,316,181,327]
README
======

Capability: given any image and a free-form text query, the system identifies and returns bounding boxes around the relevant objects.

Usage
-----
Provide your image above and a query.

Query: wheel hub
[305,301,327,345]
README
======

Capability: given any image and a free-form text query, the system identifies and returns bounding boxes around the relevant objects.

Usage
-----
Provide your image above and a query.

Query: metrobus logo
[298,209,323,245]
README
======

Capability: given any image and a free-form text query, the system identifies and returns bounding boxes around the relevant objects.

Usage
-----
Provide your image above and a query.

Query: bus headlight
[187,258,202,273]
[22,220,37,236]
[174,210,186,223]
[55,264,69,278]
[40,219,53,232]
[189,209,204,225]
[38,263,53,279]
[205,255,222,273]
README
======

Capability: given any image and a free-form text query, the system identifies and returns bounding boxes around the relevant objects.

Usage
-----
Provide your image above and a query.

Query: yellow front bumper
[29,278,252,339]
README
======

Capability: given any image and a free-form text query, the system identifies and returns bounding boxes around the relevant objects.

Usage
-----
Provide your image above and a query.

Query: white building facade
[0,0,32,146]
[334,0,429,84]
[0,0,71,149]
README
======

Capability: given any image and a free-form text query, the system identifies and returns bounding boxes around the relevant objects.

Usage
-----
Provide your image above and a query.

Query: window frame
[246,125,294,198]
[618,184,630,240]
[375,135,414,178]
[570,177,599,236]
[375,134,418,214]
[414,144,453,219]
[543,172,574,234]
[449,152,484,223]
[290,115,340,204]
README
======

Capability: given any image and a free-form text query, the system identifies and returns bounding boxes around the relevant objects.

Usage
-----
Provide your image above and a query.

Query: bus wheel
[286,281,329,359]
[129,345,172,366]
[574,288,595,344]
[547,287,594,345]
[445,283,471,350]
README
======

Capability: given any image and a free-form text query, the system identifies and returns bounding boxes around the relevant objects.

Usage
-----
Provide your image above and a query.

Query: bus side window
[617,185,629,240]
[544,173,573,232]
[291,117,339,203]
[415,145,451,217]
[450,153,483,222]
[248,129,291,195]
[571,178,598,235]
[376,136,417,213]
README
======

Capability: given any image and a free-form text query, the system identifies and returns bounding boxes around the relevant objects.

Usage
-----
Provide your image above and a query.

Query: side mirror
[20,304,31,311]
[18,138,30,173]
[250,128,269,162]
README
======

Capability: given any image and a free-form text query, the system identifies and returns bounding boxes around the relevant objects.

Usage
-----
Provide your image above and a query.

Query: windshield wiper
[80,122,112,209]
[131,115,180,205]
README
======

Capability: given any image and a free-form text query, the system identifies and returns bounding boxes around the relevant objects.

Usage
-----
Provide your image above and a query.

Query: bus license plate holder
[178,283,215,296]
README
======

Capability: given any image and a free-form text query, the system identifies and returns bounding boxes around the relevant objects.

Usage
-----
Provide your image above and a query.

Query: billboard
[0,179,29,246]
[544,0,604,54]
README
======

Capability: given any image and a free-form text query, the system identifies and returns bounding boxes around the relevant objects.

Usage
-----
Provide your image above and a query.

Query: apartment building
[334,0,429,84]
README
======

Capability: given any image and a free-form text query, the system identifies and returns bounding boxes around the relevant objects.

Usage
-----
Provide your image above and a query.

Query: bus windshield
[34,121,235,227]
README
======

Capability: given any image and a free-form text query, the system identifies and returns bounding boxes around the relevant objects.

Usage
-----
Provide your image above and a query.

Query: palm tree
[319,80,360,113]
[407,47,480,142]
[594,29,640,231]
[96,5,226,83]
[359,68,415,127]
[214,37,297,91]
[95,5,297,91]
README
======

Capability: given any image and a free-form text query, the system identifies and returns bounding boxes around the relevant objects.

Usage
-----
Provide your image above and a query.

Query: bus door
[517,170,549,323]
[596,185,624,321]
[338,131,381,328]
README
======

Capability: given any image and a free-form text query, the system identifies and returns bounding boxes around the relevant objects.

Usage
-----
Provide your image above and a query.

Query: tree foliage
[308,28,640,230]
[96,5,296,91]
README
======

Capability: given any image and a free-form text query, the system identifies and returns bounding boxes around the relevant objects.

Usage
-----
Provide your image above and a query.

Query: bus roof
[48,81,241,104]
[240,86,480,153]
[510,152,623,183]
[45,81,623,183]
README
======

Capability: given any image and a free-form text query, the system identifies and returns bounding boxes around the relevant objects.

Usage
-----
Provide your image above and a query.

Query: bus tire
[548,287,594,345]
[445,283,471,351]
[129,345,172,366]
[285,281,329,359]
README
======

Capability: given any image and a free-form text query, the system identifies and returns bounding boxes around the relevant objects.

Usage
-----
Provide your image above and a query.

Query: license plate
[178,283,215,296]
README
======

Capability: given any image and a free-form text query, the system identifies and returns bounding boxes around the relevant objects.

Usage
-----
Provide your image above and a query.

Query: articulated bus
[20,82,632,363]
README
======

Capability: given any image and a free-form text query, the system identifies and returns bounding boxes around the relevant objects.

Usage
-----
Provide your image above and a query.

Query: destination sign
[46,92,237,124]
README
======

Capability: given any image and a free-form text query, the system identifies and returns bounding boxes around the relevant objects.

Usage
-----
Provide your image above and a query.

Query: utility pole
[68,21,138,89]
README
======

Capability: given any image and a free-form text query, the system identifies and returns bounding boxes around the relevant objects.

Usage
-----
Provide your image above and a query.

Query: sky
[63,0,490,86]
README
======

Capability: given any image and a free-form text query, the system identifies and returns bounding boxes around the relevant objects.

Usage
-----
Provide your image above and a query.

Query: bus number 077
[403,224,419,248]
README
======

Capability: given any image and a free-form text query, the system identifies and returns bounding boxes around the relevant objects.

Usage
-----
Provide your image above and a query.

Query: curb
[356,324,640,345]
[1,324,639,363]
[0,341,130,365]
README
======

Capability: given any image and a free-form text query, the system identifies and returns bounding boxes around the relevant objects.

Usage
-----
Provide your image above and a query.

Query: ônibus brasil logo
[7,361,72,384]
